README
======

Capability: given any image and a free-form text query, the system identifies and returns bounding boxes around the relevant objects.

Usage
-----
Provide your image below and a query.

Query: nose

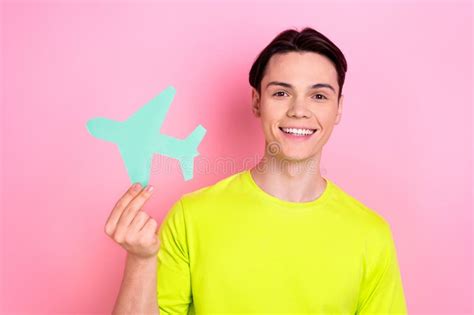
[286,100,311,119]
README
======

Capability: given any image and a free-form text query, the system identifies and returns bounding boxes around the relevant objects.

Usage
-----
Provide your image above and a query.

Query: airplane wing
[117,144,154,187]
[124,85,176,134]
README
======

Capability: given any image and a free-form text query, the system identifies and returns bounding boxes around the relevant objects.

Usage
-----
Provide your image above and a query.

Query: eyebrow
[265,81,336,94]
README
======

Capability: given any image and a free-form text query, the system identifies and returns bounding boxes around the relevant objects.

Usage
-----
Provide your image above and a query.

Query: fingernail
[145,185,154,193]
[133,183,142,191]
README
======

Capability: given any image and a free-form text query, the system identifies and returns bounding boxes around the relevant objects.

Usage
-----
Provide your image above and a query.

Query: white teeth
[281,127,316,136]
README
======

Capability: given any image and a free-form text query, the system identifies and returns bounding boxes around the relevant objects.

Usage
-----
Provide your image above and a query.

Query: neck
[250,148,326,203]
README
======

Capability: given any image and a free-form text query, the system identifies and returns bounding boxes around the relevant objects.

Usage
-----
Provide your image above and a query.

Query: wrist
[126,253,157,266]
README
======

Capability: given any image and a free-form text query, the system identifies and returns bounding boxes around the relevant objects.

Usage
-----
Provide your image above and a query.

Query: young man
[109,27,407,314]
[156,27,407,314]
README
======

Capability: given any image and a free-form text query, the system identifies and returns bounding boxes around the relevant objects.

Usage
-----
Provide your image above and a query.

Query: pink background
[1,0,472,314]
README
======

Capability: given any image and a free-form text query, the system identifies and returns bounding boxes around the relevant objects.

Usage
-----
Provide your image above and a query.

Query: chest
[188,212,363,313]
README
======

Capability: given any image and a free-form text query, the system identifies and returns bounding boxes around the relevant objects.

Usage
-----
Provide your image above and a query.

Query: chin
[278,151,315,163]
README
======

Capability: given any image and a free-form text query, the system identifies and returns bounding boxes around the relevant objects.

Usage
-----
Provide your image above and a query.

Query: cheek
[314,107,338,124]
[260,101,287,120]
[258,113,281,139]
[259,104,279,123]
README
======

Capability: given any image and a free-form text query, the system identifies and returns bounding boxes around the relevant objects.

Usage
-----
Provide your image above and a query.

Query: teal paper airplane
[86,86,206,187]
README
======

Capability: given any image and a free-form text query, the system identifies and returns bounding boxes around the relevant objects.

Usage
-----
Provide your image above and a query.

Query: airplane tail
[177,124,207,181]
[86,118,123,143]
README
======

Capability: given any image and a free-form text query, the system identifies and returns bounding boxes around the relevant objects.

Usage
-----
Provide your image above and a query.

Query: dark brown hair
[249,27,347,100]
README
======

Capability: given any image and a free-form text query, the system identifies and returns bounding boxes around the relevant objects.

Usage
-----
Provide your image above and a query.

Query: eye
[273,91,288,97]
[313,94,328,100]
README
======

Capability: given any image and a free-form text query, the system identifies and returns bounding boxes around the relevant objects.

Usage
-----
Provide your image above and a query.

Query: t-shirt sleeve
[156,198,192,314]
[356,221,408,314]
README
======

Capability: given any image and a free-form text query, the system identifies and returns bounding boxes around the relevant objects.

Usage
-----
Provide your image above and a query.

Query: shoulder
[177,170,246,211]
[327,178,393,238]
[327,180,399,267]
[158,172,242,235]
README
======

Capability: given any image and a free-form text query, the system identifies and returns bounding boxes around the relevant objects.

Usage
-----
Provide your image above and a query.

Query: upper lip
[279,126,318,130]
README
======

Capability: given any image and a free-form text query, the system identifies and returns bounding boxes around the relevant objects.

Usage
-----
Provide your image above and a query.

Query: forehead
[263,51,338,87]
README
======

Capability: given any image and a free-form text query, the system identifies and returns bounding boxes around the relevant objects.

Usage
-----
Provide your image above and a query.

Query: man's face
[251,51,344,162]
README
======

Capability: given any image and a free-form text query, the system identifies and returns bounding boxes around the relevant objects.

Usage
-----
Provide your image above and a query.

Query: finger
[115,185,154,236]
[105,183,142,236]
[105,183,142,235]
[139,217,159,242]
[128,210,150,235]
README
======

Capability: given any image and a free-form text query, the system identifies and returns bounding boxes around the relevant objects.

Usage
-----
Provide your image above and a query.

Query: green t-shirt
[157,169,407,314]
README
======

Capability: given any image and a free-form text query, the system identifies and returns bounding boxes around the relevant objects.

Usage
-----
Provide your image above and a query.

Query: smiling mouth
[279,127,318,136]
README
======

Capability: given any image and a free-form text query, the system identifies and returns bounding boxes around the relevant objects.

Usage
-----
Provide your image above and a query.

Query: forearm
[112,254,159,315]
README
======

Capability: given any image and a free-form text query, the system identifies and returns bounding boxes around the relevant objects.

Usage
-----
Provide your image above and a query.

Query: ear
[251,87,261,118]
[334,94,344,125]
